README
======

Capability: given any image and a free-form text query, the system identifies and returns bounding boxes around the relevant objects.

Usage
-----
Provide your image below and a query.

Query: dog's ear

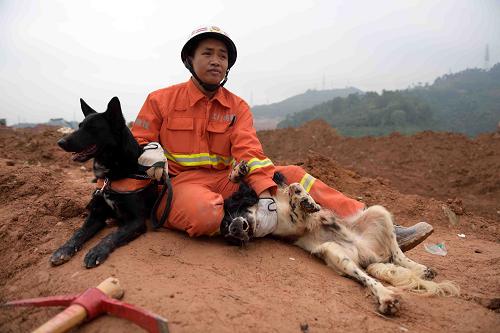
[105,96,141,158]
[104,97,125,127]
[224,183,259,213]
[80,98,97,117]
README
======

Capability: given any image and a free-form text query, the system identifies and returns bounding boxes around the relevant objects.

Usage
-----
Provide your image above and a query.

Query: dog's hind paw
[423,267,438,280]
[376,288,401,315]
[378,293,401,315]
[50,246,79,266]
[84,246,110,268]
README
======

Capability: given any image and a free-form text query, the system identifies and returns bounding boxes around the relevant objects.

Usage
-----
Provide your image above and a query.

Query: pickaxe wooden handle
[31,277,123,333]
[3,277,169,333]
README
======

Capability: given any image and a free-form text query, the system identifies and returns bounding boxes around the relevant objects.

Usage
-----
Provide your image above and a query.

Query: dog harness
[95,173,173,229]
[95,178,152,194]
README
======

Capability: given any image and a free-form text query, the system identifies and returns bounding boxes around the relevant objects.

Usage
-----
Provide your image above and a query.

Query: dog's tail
[366,263,460,297]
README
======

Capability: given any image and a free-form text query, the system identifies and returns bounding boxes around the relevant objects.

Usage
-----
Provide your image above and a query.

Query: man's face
[190,38,228,85]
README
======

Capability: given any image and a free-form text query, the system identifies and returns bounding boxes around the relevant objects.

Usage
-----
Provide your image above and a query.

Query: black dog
[50,97,157,268]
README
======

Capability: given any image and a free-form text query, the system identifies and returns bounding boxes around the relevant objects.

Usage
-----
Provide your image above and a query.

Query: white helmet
[181,26,237,69]
[181,26,237,91]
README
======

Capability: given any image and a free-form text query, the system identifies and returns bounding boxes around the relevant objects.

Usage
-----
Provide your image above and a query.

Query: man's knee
[276,165,306,183]
[163,186,224,237]
[184,194,224,236]
[284,164,305,175]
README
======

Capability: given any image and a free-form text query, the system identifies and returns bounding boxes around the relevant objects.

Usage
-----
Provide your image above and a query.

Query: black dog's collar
[94,178,109,196]
[94,176,154,196]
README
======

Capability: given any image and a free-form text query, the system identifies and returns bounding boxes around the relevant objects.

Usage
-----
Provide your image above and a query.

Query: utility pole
[484,44,490,70]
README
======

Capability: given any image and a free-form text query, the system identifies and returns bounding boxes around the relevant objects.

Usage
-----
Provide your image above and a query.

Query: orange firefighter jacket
[132,79,277,195]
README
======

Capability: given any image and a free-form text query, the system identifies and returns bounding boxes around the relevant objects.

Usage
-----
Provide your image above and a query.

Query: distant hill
[251,87,362,130]
[412,64,500,135]
[278,63,500,136]
[12,118,78,129]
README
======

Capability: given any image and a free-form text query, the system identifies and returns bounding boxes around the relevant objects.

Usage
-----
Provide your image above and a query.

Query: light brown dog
[222,162,459,315]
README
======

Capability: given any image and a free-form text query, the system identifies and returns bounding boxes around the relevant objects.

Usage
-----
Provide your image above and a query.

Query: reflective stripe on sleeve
[165,151,233,167]
[247,157,274,173]
[299,173,316,192]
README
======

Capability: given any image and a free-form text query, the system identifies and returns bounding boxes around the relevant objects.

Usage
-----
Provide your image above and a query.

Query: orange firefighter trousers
[156,165,364,237]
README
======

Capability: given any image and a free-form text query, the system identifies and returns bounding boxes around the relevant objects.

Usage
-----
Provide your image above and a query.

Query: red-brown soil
[0,122,499,332]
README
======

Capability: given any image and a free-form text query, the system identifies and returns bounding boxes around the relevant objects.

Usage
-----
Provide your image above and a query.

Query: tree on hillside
[278,64,500,136]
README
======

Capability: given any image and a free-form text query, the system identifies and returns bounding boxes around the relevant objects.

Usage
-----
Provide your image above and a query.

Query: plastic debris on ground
[424,242,448,256]
[457,233,466,238]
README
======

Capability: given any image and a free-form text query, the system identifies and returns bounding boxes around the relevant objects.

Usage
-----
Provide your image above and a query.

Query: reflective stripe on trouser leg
[298,173,316,192]
[275,165,365,218]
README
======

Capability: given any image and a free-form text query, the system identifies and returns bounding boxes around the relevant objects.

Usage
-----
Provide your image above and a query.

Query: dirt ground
[0,122,498,333]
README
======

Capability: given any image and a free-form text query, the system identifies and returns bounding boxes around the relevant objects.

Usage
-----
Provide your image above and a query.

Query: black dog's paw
[50,245,79,266]
[84,246,111,268]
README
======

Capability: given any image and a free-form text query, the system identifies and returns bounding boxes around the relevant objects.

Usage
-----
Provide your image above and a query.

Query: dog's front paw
[289,183,320,213]
[84,245,111,268]
[288,183,305,195]
[377,290,401,315]
[50,245,79,266]
[299,198,321,213]
[229,161,249,183]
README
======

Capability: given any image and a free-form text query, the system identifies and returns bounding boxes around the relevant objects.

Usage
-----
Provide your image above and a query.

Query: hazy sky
[1,0,499,125]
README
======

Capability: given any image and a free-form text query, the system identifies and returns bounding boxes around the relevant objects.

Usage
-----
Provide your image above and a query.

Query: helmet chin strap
[186,60,229,92]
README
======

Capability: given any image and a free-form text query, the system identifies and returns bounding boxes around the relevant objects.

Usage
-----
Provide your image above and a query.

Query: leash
[150,170,173,229]
[94,178,110,196]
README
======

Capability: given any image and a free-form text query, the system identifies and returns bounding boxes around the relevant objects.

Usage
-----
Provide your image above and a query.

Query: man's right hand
[138,142,167,181]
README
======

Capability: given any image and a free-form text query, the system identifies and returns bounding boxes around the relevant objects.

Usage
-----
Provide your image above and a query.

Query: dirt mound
[0,126,91,169]
[260,120,500,220]
[0,126,499,333]
[0,159,92,282]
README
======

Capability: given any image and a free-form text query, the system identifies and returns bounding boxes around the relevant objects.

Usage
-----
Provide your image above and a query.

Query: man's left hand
[138,142,167,181]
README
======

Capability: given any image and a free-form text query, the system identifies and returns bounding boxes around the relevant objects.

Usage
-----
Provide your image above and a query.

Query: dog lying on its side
[221,161,459,315]
[50,97,156,268]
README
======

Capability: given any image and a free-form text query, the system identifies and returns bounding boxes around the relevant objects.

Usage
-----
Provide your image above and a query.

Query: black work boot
[395,222,434,252]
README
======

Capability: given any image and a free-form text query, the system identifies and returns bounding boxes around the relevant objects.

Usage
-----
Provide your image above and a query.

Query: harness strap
[96,178,152,193]
[95,171,174,229]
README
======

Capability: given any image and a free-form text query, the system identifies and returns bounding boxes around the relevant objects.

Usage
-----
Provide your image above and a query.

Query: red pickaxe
[2,277,169,333]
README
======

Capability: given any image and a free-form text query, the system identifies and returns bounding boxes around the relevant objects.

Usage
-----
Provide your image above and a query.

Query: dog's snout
[242,220,249,232]
[229,218,242,233]
[57,138,67,149]
[228,217,250,241]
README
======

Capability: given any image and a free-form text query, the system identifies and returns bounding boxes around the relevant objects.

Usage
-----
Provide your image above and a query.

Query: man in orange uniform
[132,26,432,250]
